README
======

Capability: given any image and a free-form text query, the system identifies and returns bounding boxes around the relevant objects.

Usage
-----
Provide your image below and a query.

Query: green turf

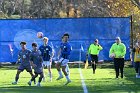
[0,64,140,93]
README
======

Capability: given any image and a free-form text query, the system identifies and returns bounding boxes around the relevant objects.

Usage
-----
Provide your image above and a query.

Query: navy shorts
[34,67,43,74]
[18,64,32,72]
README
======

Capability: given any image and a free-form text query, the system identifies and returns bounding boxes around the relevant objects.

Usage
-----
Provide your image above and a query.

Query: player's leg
[28,73,38,86]
[135,62,139,78]
[91,61,95,74]
[138,62,140,78]
[12,70,22,84]
[42,61,47,81]
[90,55,96,74]
[12,65,24,84]
[61,59,71,85]
[65,64,70,76]
[56,58,64,80]
[36,72,44,87]
[119,58,124,78]
[26,66,36,84]
[47,61,52,82]
[114,58,119,78]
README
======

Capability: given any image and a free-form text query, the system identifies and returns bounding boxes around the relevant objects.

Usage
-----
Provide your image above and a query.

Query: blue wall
[0,17,130,62]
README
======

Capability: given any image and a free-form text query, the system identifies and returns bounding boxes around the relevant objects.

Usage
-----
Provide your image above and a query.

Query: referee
[87,39,103,74]
[109,37,126,79]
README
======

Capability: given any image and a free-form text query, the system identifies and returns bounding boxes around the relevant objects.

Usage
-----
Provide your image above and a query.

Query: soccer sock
[58,71,63,77]
[49,72,52,79]
[39,76,43,83]
[66,75,70,81]
[135,68,138,73]
[15,75,19,82]
[39,74,43,83]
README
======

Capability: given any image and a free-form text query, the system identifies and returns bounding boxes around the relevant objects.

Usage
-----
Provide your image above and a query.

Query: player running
[55,33,72,85]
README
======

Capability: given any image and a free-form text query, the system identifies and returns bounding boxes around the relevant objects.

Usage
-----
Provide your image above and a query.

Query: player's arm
[50,46,54,59]
[120,44,126,57]
[39,46,43,56]
[109,44,114,55]
[98,44,103,50]
[16,52,21,64]
[57,48,62,59]
[87,45,91,57]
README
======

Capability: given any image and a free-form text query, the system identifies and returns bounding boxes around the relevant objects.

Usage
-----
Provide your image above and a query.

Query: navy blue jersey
[60,42,71,59]
[18,49,31,66]
[39,45,52,61]
[30,50,43,69]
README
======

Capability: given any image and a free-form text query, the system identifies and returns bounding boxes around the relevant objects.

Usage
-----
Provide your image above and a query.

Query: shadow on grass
[0,86,83,93]
[88,77,140,93]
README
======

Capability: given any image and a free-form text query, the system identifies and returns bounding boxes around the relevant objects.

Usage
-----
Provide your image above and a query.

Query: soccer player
[87,39,103,74]
[12,41,35,85]
[133,40,140,78]
[28,42,43,86]
[39,37,54,82]
[61,36,70,76]
[55,33,72,85]
[109,37,126,79]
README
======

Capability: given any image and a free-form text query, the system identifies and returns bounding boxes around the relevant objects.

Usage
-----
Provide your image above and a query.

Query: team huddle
[12,33,71,86]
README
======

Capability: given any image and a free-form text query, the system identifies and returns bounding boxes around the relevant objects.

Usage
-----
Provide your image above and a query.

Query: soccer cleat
[56,76,63,80]
[136,74,139,78]
[12,81,17,85]
[136,75,140,78]
[28,81,31,86]
[49,78,52,82]
[36,83,41,87]
[64,80,71,85]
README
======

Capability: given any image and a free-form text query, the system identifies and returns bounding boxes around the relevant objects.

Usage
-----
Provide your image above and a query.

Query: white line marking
[78,68,88,93]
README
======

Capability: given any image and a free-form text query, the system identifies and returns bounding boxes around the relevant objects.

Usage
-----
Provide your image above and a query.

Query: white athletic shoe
[49,78,52,82]
[36,83,41,87]
[64,80,71,85]
[56,76,63,80]
[12,81,17,85]
[136,73,139,78]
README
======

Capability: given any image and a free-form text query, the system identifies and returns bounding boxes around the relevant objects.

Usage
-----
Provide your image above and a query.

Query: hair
[62,33,69,38]
[43,37,49,41]
[95,39,98,42]
[20,41,26,45]
[32,42,37,47]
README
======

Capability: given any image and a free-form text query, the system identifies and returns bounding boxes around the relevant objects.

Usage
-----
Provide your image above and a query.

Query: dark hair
[32,42,37,47]
[94,39,98,42]
[20,41,26,45]
[62,33,69,38]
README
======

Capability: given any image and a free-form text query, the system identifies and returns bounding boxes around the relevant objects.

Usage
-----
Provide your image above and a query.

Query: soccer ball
[109,53,115,58]
[37,32,43,38]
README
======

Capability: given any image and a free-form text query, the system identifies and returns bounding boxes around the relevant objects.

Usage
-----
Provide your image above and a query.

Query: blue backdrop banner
[0,17,130,62]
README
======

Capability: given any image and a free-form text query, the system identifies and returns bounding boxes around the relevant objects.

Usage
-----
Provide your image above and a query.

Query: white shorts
[58,58,69,66]
[42,61,51,67]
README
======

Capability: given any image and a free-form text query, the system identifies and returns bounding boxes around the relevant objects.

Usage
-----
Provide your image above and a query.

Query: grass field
[0,63,140,93]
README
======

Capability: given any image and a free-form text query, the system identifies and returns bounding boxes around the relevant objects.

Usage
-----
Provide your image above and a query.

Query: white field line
[78,68,88,93]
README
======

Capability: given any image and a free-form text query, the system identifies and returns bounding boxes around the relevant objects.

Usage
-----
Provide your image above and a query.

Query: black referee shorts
[90,54,98,63]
